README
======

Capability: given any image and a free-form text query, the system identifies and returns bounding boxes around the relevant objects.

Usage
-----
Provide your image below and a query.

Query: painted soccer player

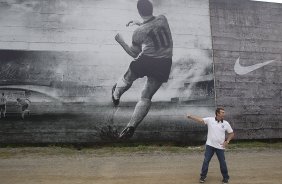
[16,98,31,119]
[112,0,173,139]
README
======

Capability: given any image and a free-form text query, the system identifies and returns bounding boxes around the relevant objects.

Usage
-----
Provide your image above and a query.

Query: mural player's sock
[127,98,152,128]
[114,77,132,100]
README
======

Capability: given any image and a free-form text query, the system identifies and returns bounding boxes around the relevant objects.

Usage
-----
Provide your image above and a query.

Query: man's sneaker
[199,176,206,183]
[111,84,120,106]
[119,126,135,140]
[222,178,229,184]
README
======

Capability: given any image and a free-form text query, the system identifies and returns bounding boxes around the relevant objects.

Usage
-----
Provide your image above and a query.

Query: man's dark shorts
[129,55,172,83]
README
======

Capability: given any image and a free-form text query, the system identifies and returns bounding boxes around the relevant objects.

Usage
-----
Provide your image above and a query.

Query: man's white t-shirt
[203,117,233,149]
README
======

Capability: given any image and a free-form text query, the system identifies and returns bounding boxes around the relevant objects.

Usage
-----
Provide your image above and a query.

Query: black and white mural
[1,0,281,143]
[0,0,214,143]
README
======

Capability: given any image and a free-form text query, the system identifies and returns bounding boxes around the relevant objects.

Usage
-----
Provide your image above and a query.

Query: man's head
[137,0,153,17]
[2,93,4,96]
[215,107,225,121]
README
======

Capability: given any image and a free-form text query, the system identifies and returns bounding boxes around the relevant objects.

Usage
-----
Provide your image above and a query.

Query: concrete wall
[210,0,282,139]
[1,0,281,144]
[0,0,214,143]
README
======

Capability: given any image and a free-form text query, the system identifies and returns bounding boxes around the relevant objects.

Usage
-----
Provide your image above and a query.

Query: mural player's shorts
[129,55,172,83]
[22,104,29,111]
[0,104,6,111]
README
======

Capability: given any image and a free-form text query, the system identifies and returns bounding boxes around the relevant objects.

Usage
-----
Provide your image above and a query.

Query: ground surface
[0,145,281,184]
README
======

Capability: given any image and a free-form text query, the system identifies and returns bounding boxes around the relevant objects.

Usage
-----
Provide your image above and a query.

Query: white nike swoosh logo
[234,57,275,75]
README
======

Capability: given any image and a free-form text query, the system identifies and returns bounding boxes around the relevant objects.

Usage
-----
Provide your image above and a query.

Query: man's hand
[222,132,234,148]
[126,20,142,27]
[222,140,229,148]
[115,33,125,44]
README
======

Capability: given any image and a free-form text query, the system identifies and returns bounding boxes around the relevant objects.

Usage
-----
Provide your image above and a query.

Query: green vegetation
[228,141,282,150]
[0,141,281,158]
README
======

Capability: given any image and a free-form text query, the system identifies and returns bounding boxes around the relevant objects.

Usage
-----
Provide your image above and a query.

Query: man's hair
[137,0,153,16]
[215,107,224,115]
[2,93,4,96]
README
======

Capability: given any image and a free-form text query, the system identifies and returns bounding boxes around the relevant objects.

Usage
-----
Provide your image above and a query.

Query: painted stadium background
[0,0,281,144]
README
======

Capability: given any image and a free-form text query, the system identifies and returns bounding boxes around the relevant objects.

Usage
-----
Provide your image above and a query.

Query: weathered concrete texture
[210,0,282,139]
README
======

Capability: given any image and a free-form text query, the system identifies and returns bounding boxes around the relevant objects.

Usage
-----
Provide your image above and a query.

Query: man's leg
[200,145,215,182]
[119,77,162,139]
[215,149,229,182]
[112,68,138,106]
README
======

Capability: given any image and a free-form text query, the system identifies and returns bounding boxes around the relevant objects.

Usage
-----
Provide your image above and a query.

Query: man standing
[0,93,7,118]
[187,107,234,184]
[112,0,173,139]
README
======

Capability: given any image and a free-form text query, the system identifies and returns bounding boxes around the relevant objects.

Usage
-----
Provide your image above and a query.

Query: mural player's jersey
[0,96,7,105]
[17,98,30,106]
[132,15,173,59]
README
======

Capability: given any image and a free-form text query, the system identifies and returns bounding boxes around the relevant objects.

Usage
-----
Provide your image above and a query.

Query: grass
[228,141,282,150]
[0,140,281,158]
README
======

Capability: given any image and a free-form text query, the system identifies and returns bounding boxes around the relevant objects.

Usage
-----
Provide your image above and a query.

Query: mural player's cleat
[119,126,135,140]
[111,84,120,106]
